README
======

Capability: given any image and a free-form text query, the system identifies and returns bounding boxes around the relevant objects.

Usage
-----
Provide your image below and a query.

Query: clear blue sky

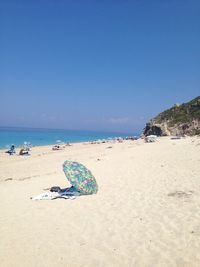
[1,0,199,133]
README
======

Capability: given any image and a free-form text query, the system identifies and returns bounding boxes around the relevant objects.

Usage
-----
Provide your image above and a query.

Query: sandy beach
[0,136,200,267]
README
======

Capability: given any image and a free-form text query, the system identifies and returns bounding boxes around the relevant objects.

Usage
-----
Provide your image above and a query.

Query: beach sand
[0,136,200,267]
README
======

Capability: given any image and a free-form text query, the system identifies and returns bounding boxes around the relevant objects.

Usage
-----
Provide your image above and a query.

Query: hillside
[143,96,200,136]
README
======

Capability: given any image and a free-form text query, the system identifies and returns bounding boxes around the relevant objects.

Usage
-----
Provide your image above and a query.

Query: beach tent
[63,160,98,195]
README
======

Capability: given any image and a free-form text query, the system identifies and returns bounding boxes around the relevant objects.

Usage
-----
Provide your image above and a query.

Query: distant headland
[143,96,200,136]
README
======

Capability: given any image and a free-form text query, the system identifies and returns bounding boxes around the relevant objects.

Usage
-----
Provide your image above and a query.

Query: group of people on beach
[5,141,72,156]
[90,136,138,145]
[52,142,71,150]
[5,136,139,156]
[6,144,30,156]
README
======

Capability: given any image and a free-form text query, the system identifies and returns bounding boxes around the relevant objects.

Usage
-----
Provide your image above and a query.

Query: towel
[31,189,80,200]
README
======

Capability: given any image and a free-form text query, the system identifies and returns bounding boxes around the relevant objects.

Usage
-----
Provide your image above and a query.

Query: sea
[0,127,138,149]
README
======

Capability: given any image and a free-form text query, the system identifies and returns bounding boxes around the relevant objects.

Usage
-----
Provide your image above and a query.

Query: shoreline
[1,134,199,153]
[0,126,137,150]
[0,136,139,152]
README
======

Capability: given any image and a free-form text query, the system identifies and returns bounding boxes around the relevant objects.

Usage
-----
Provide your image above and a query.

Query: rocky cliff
[143,96,200,136]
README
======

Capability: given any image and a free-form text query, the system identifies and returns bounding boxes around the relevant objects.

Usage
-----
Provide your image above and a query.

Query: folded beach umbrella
[63,160,98,195]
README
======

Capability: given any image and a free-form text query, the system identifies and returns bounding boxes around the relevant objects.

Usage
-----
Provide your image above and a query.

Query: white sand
[0,136,200,267]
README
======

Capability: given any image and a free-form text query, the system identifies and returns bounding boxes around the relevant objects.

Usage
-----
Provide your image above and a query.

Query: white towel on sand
[31,190,80,200]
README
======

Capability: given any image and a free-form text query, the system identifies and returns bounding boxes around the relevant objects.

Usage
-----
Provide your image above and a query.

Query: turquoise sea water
[0,127,138,149]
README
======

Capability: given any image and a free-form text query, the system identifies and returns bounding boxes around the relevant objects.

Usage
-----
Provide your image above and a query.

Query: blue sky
[1,0,199,133]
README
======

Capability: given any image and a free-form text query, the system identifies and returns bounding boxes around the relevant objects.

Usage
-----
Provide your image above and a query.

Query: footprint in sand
[167,190,194,199]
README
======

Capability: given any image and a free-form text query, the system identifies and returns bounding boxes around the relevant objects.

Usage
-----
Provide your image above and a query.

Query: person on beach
[19,147,29,156]
[6,145,16,155]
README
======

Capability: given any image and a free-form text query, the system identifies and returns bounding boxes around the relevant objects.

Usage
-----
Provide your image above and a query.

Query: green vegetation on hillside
[154,96,200,126]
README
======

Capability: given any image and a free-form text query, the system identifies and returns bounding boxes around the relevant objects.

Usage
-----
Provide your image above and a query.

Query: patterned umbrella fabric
[63,160,98,195]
